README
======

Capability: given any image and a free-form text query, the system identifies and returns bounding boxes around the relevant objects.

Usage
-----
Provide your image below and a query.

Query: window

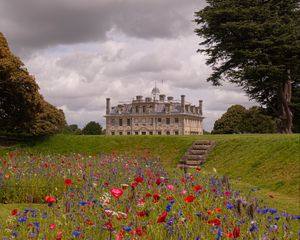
[158,118,161,123]
[136,106,139,113]
[119,119,123,126]
[175,131,179,135]
[119,132,123,135]
[135,131,139,135]
[127,132,131,135]
[166,131,170,135]
[142,132,146,135]
[111,132,115,135]
[127,118,131,126]
[158,131,162,135]
[166,118,170,125]
[111,119,115,125]
[143,106,146,113]
[149,131,153,135]
[175,118,179,123]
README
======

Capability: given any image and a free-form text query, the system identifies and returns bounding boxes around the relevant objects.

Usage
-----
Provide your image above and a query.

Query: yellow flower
[4,173,10,179]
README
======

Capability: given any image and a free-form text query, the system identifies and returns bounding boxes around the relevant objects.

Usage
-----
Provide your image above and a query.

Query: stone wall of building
[105,92,204,135]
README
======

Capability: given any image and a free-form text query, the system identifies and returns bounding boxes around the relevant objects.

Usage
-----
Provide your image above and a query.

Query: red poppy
[224,232,234,238]
[193,185,203,192]
[104,222,113,230]
[157,212,167,223]
[145,193,152,197]
[181,177,187,183]
[137,211,147,217]
[55,232,63,240]
[64,179,73,185]
[11,209,18,215]
[45,195,56,204]
[166,196,174,201]
[110,188,123,198]
[185,195,196,203]
[208,218,221,226]
[144,149,151,155]
[156,178,162,185]
[215,208,222,213]
[136,228,143,236]
[49,224,56,229]
[134,176,143,183]
[153,194,161,202]
[224,191,230,196]
[86,219,94,225]
[233,226,240,238]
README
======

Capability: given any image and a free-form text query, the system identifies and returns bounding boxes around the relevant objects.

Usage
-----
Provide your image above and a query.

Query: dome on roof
[151,87,160,96]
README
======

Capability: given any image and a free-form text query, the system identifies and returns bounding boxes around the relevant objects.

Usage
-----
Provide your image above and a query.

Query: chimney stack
[159,94,166,101]
[199,100,203,115]
[106,98,111,114]
[181,95,185,113]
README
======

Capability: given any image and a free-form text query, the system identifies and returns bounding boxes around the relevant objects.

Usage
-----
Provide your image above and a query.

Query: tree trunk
[278,69,293,133]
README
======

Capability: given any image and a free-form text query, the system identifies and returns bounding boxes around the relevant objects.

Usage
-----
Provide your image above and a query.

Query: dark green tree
[0,32,66,136]
[239,106,277,133]
[63,124,82,135]
[82,121,102,135]
[212,105,246,134]
[195,0,300,133]
[212,105,278,134]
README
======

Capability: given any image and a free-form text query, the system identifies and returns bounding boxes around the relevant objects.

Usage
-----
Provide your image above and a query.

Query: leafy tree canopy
[212,105,277,134]
[82,121,102,135]
[0,32,66,136]
[63,124,82,135]
[195,0,300,133]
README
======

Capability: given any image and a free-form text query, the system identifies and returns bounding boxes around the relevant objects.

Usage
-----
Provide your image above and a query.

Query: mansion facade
[104,89,204,135]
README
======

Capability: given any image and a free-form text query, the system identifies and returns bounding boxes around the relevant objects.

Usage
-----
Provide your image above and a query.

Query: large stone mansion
[104,88,204,135]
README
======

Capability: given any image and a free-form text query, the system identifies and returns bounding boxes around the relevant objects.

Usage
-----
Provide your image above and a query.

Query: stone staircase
[177,140,216,169]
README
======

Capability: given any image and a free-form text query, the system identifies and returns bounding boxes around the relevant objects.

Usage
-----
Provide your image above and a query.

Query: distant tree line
[212,105,278,134]
[64,121,103,135]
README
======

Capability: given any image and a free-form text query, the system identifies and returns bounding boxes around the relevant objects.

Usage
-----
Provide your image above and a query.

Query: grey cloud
[0,0,206,53]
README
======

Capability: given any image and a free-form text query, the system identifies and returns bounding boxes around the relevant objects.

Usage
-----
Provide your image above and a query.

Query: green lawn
[0,134,299,213]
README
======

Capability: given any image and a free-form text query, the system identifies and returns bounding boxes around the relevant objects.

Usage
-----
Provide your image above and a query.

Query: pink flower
[167,185,174,190]
[111,188,123,198]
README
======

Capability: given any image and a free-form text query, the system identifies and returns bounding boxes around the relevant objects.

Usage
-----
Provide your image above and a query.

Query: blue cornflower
[166,204,172,212]
[226,203,234,209]
[73,230,81,236]
[282,212,290,217]
[292,215,300,220]
[78,201,87,206]
[123,226,131,231]
[17,218,26,223]
[268,208,277,214]
[12,232,18,237]
[249,224,258,232]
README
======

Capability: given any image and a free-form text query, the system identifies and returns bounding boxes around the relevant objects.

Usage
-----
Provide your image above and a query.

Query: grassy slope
[0,134,299,213]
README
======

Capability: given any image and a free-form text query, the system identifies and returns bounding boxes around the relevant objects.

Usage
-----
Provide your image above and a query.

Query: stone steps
[178,140,216,169]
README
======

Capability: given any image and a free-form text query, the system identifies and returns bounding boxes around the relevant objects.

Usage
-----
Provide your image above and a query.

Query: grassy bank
[0,134,299,213]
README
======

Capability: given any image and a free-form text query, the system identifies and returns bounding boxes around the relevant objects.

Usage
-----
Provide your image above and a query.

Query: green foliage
[212,105,246,134]
[195,0,300,133]
[212,105,277,134]
[239,106,277,133]
[0,32,66,136]
[63,124,82,135]
[82,121,102,135]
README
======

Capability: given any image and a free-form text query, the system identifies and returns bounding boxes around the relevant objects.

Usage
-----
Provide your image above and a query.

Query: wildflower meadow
[0,150,299,239]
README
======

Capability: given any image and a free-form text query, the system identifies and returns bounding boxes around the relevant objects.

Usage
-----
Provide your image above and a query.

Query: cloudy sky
[0,0,256,131]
